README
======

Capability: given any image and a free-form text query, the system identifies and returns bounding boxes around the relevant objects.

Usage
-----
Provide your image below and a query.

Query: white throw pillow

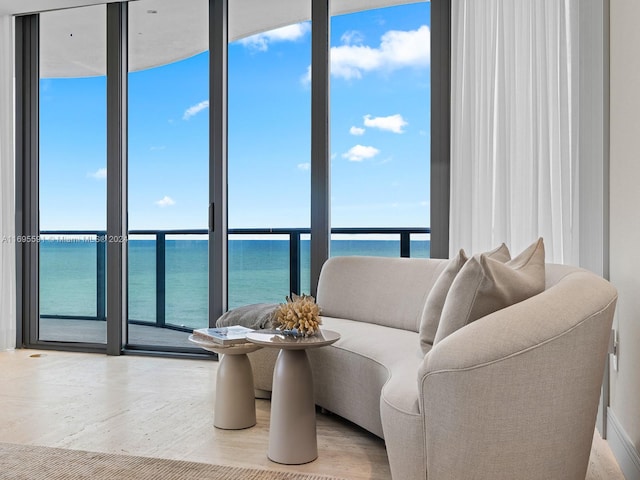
[432,238,545,346]
[419,243,510,353]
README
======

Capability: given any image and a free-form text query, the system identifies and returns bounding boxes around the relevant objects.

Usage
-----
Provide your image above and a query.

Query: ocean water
[40,239,430,330]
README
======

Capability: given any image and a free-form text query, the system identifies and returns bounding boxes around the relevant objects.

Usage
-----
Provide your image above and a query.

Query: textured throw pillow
[418,249,468,353]
[215,303,278,330]
[418,243,510,353]
[432,238,545,346]
[484,242,511,263]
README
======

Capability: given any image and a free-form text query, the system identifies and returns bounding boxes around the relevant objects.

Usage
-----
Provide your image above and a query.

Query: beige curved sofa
[248,256,617,480]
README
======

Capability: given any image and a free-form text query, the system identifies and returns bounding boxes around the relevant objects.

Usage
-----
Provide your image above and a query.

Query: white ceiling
[1,0,426,78]
[0,0,118,16]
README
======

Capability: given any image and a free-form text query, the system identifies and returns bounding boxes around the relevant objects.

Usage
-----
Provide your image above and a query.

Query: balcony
[38,227,430,349]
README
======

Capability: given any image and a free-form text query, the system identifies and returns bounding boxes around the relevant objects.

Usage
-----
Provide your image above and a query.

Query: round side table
[246,329,341,465]
[189,335,262,430]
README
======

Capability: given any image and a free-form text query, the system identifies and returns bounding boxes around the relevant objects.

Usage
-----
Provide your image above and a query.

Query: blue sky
[39,2,430,232]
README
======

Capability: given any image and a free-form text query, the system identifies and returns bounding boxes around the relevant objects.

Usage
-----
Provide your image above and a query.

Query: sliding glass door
[38,5,108,345]
[127,0,209,351]
[330,2,431,259]
[228,0,312,305]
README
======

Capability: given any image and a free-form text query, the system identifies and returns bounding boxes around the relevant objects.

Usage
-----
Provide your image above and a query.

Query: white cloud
[241,23,310,52]
[341,30,365,45]
[155,196,176,207]
[183,100,209,120]
[297,162,310,171]
[150,145,166,151]
[364,114,408,134]
[349,126,365,136]
[88,168,107,179]
[330,45,378,80]
[342,145,380,162]
[330,25,430,80]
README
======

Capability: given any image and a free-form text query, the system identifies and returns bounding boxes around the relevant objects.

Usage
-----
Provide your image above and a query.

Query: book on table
[192,325,254,346]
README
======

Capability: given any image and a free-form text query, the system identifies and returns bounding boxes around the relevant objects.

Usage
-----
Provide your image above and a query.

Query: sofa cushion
[419,243,510,353]
[433,238,545,345]
[308,317,424,438]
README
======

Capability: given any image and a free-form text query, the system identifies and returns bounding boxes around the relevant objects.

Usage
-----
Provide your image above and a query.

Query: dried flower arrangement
[273,293,322,336]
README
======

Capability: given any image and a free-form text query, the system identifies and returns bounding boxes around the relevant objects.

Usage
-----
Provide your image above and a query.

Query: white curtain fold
[449,0,580,264]
[0,15,16,351]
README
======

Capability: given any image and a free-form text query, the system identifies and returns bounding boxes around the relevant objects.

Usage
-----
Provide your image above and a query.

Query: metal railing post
[96,233,107,320]
[156,232,166,328]
[289,231,301,296]
[400,232,411,258]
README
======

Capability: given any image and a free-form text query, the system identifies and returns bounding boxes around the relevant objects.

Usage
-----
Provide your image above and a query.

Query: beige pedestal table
[188,335,262,430]
[246,329,341,465]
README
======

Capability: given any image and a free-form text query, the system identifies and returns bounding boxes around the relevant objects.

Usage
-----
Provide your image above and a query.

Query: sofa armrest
[417,272,616,480]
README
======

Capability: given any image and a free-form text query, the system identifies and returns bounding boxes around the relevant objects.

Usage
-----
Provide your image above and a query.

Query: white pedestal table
[246,329,341,465]
[189,335,262,430]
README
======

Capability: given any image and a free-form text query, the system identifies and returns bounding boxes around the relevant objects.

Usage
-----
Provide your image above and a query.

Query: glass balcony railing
[39,227,430,333]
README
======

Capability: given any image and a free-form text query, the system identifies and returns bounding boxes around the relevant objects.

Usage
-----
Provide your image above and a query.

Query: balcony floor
[39,317,196,350]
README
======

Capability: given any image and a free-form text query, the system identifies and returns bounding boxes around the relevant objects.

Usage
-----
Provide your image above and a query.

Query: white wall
[609,0,640,477]
[0,15,16,351]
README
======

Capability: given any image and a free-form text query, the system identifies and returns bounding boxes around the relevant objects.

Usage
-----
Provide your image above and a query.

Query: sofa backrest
[544,262,581,289]
[317,258,598,333]
[316,256,448,332]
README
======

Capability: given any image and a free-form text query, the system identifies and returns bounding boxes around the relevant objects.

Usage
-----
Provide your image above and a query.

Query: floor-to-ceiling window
[330,2,431,259]
[228,0,312,304]
[225,1,431,304]
[127,0,209,350]
[38,5,108,344]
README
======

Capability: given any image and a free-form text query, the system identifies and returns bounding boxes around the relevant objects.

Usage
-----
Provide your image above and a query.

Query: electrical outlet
[610,329,619,372]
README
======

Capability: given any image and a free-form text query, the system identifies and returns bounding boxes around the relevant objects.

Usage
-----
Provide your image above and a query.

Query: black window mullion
[14,14,40,348]
[430,0,452,259]
[310,0,331,296]
[209,0,229,324]
[106,2,128,355]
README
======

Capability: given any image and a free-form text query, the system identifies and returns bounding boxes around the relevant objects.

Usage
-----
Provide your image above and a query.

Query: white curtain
[0,15,16,351]
[449,0,580,264]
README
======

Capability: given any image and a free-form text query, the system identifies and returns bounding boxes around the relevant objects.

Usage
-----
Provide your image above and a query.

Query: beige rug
[0,443,347,480]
